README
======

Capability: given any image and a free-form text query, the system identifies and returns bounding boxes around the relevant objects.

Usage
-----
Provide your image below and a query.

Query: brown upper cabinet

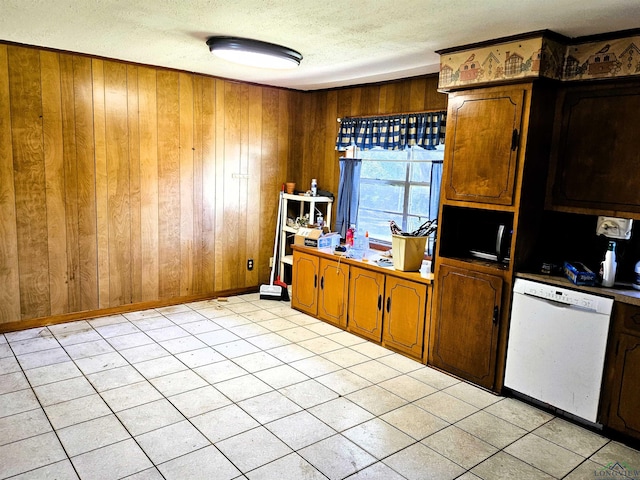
[443,85,526,206]
[546,80,640,218]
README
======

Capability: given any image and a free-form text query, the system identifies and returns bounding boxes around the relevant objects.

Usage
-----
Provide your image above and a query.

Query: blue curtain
[335,158,362,238]
[335,111,446,151]
[428,161,443,255]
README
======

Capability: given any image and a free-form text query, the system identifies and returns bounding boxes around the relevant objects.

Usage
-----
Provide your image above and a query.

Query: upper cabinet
[547,80,640,218]
[443,86,526,206]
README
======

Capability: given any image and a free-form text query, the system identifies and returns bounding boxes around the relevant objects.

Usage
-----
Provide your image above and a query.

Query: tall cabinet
[429,82,556,392]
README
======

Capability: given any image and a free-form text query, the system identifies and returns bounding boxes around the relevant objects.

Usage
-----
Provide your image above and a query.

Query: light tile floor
[1,293,640,479]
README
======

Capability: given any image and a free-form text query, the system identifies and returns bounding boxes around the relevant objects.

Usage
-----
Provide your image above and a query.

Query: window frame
[346,145,443,250]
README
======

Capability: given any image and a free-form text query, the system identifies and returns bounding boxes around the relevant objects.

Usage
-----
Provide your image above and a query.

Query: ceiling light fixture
[206,37,303,69]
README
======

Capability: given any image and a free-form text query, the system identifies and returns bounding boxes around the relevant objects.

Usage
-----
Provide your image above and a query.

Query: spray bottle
[601,240,617,287]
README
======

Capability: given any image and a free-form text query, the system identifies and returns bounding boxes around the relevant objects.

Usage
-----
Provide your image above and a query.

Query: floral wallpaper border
[439,31,640,89]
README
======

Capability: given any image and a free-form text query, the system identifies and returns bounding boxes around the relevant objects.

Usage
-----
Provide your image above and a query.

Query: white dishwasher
[504,278,614,424]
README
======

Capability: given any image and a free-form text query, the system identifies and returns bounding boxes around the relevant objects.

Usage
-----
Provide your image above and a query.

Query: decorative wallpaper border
[438,31,640,89]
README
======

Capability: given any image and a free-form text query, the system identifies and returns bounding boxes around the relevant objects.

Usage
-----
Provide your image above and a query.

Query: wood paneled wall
[289,76,447,203]
[0,44,291,328]
[0,42,445,330]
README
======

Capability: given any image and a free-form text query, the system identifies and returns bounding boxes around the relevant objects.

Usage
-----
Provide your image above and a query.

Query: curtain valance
[335,111,446,151]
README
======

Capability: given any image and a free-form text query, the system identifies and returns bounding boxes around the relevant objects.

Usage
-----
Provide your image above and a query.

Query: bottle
[316,213,324,229]
[345,223,354,247]
[351,226,364,259]
[601,240,617,288]
[633,261,640,290]
[311,178,317,196]
[363,231,370,259]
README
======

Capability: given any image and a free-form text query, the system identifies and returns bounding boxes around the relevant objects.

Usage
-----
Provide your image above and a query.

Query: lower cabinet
[291,251,320,316]
[348,267,385,342]
[429,263,503,390]
[601,302,640,440]
[292,248,432,361]
[291,251,349,327]
[317,258,349,328]
[382,276,429,359]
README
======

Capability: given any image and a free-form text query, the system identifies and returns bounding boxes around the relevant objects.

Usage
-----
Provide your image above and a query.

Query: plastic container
[633,261,640,290]
[351,227,365,260]
[601,241,617,288]
[391,235,427,271]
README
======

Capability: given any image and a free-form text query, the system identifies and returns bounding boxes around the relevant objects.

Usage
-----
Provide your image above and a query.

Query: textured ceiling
[1,0,639,90]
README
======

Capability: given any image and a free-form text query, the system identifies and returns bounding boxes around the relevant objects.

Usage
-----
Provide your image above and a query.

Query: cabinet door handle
[511,129,519,151]
[320,276,324,290]
[493,306,499,325]
[386,297,391,313]
[377,295,382,311]
[314,274,317,288]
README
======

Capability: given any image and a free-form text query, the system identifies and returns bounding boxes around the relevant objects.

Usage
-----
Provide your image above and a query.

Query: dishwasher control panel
[514,278,613,314]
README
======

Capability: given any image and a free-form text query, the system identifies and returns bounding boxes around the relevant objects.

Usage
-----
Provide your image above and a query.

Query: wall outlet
[247,259,254,271]
[269,257,274,267]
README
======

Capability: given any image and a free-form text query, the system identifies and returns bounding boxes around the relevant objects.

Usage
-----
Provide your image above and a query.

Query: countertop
[516,272,640,307]
[292,245,434,284]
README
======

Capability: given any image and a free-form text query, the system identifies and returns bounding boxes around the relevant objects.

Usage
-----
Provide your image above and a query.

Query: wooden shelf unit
[279,194,333,277]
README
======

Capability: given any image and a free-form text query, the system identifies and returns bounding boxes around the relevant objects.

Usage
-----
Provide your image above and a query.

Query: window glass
[348,145,444,249]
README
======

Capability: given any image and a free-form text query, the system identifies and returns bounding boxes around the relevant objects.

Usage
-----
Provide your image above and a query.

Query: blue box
[563,261,596,286]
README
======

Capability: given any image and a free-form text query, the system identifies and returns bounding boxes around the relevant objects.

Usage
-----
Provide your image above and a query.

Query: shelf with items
[279,194,333,281]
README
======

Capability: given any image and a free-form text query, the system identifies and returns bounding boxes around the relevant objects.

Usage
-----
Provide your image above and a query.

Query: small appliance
[469,223,512,263]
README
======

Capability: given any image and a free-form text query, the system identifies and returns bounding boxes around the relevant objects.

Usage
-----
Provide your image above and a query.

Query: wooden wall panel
[0,45,21,322]
[0,42,445,329]
[245,85,262,287]
[40,51,68,316]
[179,72,194,297]
[8,46,50,319]
[222,81,242,291]
[59,54,80,313]
[128,65,142,304]
[213,79,226,293]
[74,56,98,312]
[104,61,131,307]
[137,66,160,302]
[156,71,181,300]
[92,59,109,309]
[200,77,216,293]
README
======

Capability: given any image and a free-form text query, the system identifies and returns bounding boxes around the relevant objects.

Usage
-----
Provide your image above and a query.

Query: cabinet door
[444,87,525,205]
[348,267,385,342]
[382,276,427,359]
[548,82,640,215]
[607,333,640,438]
[317,258,349,328]
[291,251,319,316]
[430,264,503,389]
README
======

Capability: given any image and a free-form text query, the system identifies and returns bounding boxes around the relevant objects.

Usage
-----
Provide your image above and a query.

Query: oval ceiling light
[206,37,302,69]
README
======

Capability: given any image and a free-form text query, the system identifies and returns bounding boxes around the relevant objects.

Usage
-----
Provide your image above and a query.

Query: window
[345,145,444,253]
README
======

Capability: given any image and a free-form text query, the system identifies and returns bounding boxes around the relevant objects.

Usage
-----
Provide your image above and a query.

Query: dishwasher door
[504,278,613,423]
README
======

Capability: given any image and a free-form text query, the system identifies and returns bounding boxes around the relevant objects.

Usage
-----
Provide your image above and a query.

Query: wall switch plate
[269,257,274,267]
[247,259,254,271]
